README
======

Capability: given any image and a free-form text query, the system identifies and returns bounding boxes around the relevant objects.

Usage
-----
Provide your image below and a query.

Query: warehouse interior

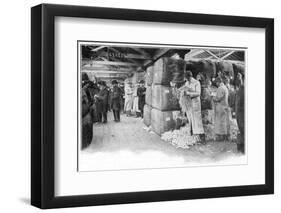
[80,44,246,171]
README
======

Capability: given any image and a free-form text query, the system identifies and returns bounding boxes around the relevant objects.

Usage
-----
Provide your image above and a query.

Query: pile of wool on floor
[161,115,240,148]
[203,117,239,141]
[161,124,197,149]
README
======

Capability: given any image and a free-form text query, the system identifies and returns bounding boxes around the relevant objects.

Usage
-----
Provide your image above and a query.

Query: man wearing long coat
[95,81,109,123]
[213,77,230,140]
[81,84,94,149]
[124,82,134,116]
[137,80,146,118]
[111,80,122,122]
[179,71,204,136]
[235,75,245,153]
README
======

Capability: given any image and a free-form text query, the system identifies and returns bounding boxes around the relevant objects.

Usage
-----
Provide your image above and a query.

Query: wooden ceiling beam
[144,48,170,67]
[221,50,236,60]
[185,49,206,60]
[82,66,135,72]
[90,46,107,52]
[204,50,220,59]
[82,70,133,74]
[82,60,140,66]
[131,47,150,58]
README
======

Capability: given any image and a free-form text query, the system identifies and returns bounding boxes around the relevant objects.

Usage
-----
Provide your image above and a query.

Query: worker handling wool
[212,76,230,141]
[178,71,204,142]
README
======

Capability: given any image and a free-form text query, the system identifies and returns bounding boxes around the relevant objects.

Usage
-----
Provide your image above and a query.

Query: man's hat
[111,80,118,85]
[214,76,223,84]
[185,71,193,78]
[138,80,145,84]
[98,81,106,86]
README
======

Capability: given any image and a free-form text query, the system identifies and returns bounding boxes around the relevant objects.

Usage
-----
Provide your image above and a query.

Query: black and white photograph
[79,42,246,171]
[29,2,274,209]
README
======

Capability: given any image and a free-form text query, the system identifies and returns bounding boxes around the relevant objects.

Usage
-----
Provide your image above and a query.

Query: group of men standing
[123,80,146,118]
[177,70,245,153]
[91,80,123,123]
[82,78,146,125]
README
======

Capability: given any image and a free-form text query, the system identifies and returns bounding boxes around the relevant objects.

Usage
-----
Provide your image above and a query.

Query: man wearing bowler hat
[111,80,122,122]
[95,81,109,123]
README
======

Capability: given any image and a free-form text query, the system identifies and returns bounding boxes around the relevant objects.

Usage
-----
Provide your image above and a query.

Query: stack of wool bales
[144,57,185,135]
[131,71,145,85]
[143,66,153,126]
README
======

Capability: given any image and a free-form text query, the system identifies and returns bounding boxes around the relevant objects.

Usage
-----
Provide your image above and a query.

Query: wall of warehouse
[0,0,279,213]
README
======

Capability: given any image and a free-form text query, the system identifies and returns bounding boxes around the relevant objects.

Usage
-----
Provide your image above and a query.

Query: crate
[153,57,185,85]
[151,108,180,135]
[151,85,180,111]
[145,66,154,86]
[185,60,216,83]
[216,61,234,78]
[145,85,152,106]
[143,104,152,126]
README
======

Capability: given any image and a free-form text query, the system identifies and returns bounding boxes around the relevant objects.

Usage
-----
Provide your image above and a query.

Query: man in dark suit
[111,80,122,122]
[137,80,146,118]
[235,74,245,153]
[95,81,109,123]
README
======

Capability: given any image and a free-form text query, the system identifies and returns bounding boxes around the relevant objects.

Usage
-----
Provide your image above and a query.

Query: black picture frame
[31,3,274,209]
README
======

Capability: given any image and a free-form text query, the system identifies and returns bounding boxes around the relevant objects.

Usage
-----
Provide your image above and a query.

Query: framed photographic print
[31,3,274,209]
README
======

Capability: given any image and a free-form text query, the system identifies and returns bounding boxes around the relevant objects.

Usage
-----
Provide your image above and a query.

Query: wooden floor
[80,112,245,171]
[84,112,176,154]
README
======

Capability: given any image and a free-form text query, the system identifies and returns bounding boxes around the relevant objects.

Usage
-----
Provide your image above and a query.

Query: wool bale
[232,63,245,76]
[143,104,152,126]
[152,85,180,111]
[232,63,245,87]
[215,61,234,79]
[151,108,180,135]
[145,85,152,106]
[145,66,154,86]
[186,60,216,85]
[153,57,186,85]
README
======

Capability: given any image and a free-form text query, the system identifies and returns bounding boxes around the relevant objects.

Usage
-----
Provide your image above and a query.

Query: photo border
[77,40,248,172]
[31,4,274,209]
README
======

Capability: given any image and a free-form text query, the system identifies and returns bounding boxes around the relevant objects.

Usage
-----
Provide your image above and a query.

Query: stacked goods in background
[145,85,152,106]
[186,60,216,86]
[232,62,245,88]
[215,61,234,80]
[143,104,152,126]
[143,66,153,126]
[151,85,180,111]
[148,57,185,135]
[153,57,186,85]
[232,62,245,76]
[151,108,181,135]
[145,66,154,86]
